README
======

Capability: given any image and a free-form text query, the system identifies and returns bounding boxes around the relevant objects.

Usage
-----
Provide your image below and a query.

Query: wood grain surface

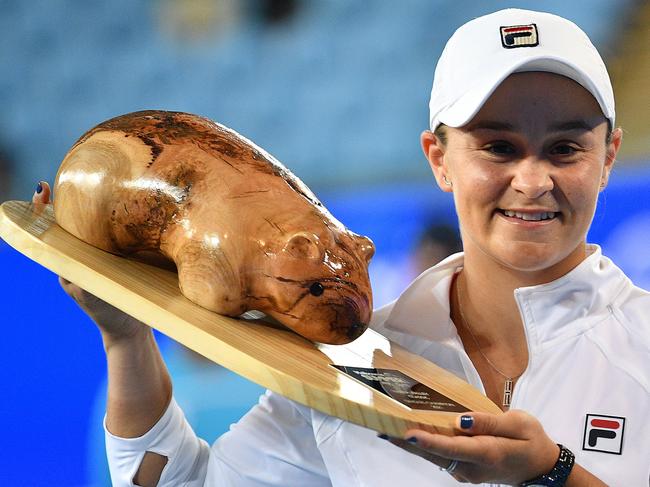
[52,110,375,345]
[0,200,500,437]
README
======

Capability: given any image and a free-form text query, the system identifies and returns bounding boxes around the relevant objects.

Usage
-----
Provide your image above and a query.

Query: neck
[457,242,589,341]
[457,257,524,343]
[451,268,529,409]
[453,268,522,348]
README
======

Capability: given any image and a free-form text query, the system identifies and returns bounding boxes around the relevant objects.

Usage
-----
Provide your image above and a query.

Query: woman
[33,8,648,486]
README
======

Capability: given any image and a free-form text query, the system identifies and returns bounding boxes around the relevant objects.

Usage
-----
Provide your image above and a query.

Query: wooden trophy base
[0,200,500,437]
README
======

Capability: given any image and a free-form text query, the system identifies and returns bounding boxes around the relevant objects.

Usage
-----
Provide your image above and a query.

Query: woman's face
[422,72,622,281]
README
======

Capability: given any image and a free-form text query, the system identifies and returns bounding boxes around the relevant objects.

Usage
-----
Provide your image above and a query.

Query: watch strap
[520,444,575,487]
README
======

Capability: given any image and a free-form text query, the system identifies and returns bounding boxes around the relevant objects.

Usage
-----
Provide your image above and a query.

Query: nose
[346,322,367,340]
[510,159,554,199]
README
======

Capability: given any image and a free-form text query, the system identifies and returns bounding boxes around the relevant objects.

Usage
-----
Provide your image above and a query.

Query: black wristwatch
[520,444,575,487]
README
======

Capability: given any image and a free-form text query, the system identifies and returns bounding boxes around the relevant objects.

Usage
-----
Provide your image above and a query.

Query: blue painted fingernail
[406,436,418,444]
[460,415,473,429]
[36,182,43,194]
[378,433,389,440]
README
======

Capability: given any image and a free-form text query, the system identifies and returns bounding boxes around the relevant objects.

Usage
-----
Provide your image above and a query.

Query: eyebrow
[547,120,599,132]
[465,121,515,132]
[465,119,600,133]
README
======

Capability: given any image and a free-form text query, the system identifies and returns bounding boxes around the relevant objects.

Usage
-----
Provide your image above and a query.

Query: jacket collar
[382,245,626,346]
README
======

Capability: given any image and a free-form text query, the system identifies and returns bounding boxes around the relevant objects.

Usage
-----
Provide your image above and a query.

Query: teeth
[503,210,556,221]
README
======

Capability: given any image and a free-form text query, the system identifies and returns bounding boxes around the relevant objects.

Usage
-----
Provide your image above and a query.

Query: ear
[421,130,452,193]
[355,235,375,263]
[283,232,323,260]
[600,127,622,191]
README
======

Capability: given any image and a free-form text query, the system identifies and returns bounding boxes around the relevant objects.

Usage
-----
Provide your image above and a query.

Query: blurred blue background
[0,1,648,485]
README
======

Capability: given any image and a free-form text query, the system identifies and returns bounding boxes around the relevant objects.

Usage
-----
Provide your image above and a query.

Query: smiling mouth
[498,209,558,221]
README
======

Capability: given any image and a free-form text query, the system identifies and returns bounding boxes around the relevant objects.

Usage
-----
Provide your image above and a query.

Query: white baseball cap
[429,8,615,131]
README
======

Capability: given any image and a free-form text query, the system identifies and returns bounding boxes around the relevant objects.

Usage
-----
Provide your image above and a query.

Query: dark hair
[417,223,462,254]
[433,124,447,146]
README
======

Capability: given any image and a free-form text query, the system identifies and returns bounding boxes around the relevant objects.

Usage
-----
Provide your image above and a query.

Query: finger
[58,276,77,291]
[57,277,90,305]
[58,277,81,299]
[379,435,451,469]
[402,429,522,464]
[453,410,533,439]
[31,181,52,204]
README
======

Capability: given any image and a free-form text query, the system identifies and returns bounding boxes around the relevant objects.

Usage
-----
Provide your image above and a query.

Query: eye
[309,282,324,296]
[485,141,516,156]
[549,143,579,156]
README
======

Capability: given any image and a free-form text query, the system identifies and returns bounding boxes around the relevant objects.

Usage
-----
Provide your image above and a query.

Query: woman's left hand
[394,410,561,484]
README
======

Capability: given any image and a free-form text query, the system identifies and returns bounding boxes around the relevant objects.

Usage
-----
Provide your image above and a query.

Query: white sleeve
[104,397,210,487]
[209,390,332,486]
[105,391,332,487]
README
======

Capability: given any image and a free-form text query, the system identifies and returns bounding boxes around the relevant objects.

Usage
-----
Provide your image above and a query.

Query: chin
[492,242,584,279]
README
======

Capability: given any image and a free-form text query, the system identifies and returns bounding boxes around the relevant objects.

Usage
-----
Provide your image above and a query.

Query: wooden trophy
[0,111,499,439]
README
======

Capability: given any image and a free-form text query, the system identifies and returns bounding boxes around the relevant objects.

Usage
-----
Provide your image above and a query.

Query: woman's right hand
[32,181,149,344]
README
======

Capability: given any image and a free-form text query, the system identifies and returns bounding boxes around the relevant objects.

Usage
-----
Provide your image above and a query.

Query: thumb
[32,181,52,204]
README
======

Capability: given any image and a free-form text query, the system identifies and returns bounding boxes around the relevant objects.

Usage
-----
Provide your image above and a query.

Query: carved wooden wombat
[53,111,374,344]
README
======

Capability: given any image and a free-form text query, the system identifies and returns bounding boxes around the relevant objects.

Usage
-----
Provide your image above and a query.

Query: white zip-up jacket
[106,245,650,486]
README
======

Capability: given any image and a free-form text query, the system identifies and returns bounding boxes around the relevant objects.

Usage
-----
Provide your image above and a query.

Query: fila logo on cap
[582,414,625,455]
[500,24,539,48]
